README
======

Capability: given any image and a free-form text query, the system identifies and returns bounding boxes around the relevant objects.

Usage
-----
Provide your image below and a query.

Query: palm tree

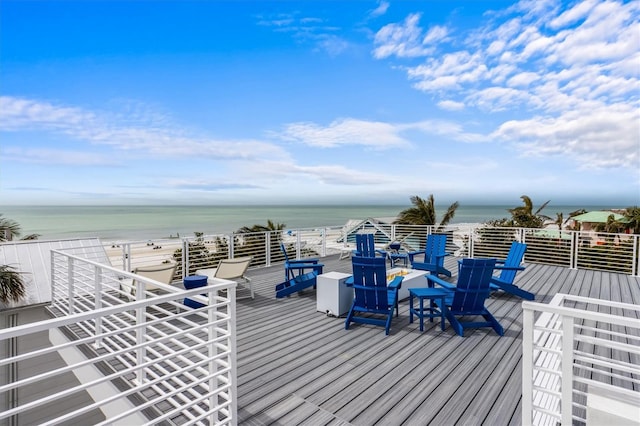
[0,214,40,241]
[0,214,35,304]
[237,219,286,235]
[394,195,459,231]
[485,196,551,228]
[623,206,640,234]
[554,212,563,230]
[594,214,628,234]
[565,209,587,231]
[589,213,628,246]
[237,220,287,260]
[507,195,551,228]
[0,265,26,304]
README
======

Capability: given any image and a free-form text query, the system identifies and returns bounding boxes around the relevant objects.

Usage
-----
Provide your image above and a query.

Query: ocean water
[1,204,616,241]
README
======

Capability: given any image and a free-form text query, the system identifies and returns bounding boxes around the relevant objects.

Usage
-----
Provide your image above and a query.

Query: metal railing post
[265,232,271,266]
[521,306,534,426]
[67,257,74,314]
[94,265,102,347]
[51,252,56,299]
[633,234,638,276]
[229,285,238,424]
[208,287,218,423]
[182,238,189,278]
[121,243,131,272]
[560,315,574,425]
[136,289,145,385]
[570,232,577,269]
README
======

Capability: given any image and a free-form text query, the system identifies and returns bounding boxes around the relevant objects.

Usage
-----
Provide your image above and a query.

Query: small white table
[387,267,428,300]
[316,272,353,317]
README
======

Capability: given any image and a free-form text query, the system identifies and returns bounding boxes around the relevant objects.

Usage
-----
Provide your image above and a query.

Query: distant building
[570,211,629,232]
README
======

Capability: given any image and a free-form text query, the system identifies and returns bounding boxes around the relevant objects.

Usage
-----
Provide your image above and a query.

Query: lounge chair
[427,258,503,336]
[195,256,254,299]
[344,255,403,335]
[120,262,177,296]
[408,234,452,277]
[489,241,532,300]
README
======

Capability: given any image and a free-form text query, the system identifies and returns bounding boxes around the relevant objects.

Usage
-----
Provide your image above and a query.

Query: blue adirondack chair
[427,258,503,337]
[353,233,386,258]
[408,234,452,277]
[279,242,324,280]
[275,243,324,298]
[489,241,533,300]
[345,256,403,335]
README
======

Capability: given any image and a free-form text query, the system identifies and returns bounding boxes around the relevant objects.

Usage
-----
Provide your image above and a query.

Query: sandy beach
[104,223,485,271]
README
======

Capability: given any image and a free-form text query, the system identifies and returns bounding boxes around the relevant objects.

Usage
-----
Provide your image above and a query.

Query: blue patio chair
[384,240,411,267]
[353,233,386,258]
[275,243,324,298]
[489,241,532,300]
[279,242,324,281]
[408,234,452,277]
[344,256,403,335]
[427,258,503,337]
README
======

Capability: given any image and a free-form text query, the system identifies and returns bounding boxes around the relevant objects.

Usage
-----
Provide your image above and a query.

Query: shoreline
[104,222,489,269]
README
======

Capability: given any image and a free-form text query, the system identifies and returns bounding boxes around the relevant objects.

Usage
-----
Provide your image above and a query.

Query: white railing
[106,225,640,277]
[0,249,238,425]
[522,294,640,426]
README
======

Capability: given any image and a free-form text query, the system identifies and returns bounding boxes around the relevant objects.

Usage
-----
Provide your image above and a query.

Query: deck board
[236,255,640,425]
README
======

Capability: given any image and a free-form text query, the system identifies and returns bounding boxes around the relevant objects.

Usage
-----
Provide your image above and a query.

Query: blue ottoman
[183,275,208,308]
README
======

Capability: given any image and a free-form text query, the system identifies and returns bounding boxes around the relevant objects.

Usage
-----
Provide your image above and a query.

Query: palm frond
[0,265,26,303]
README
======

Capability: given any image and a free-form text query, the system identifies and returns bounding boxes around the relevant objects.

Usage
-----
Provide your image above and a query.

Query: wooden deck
[235,255,640,426]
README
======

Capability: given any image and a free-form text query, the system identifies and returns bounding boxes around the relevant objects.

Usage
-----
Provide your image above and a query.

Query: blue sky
[1,0,638,206]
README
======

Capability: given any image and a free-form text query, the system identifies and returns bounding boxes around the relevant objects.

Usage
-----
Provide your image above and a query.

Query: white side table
[316,272,353,317]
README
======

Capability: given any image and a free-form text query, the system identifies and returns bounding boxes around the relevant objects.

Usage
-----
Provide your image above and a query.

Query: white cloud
[255,11,349,56]
[486,40,506,56]
[506,71,539,87]
[165,179,262,192]
[408,51,490,94]
[0,96,290,163]
[2,147,119,166]
[549,0,598,29]
[276,118,410,149]
[315,34,350,56]
[276,117,490,148]
[468,87,543,111]
[422,25,448,44]
[0,96,95,130]
[413,75,461,91]
[407,120,488,143]
[437,100,465,111]
[519,31,554,60]
[550,1,639,66]
[373,13,434,58]
[369,1,389,18]
[371,0,640,170]
[293,164,397,185]
[492,103,640,169]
